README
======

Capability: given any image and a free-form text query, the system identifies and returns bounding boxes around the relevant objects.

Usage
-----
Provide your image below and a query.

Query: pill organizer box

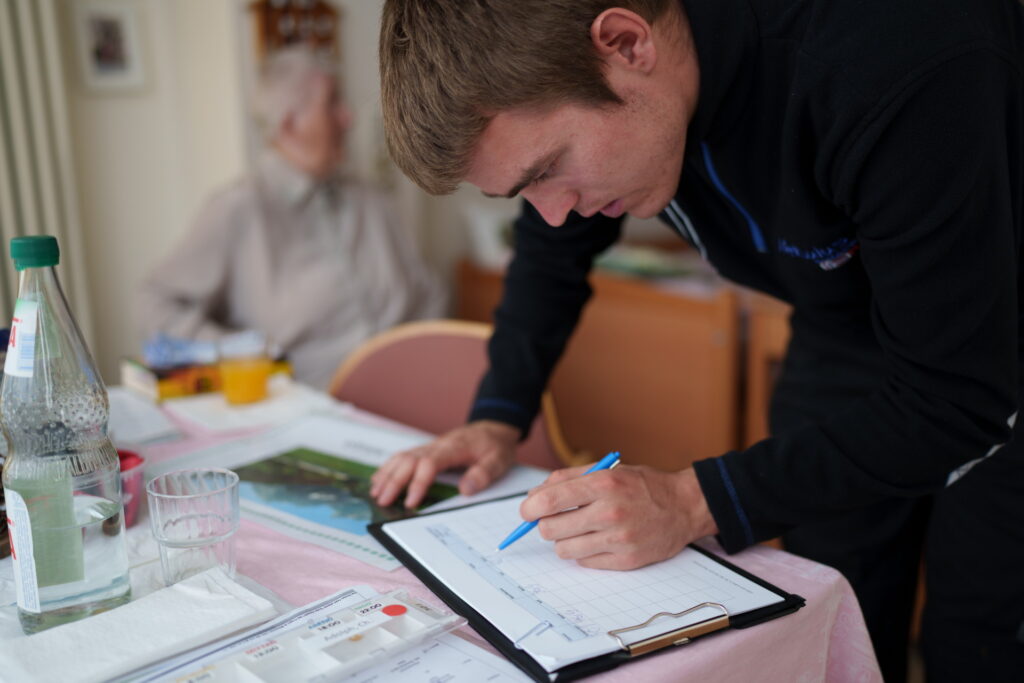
[147,590,465,682]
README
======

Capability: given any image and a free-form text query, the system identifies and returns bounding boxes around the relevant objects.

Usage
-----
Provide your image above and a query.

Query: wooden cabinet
[741,291,792,447]
[247,1,340,60]
[457,260,742,471]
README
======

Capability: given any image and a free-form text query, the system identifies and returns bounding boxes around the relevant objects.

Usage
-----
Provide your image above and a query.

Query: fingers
[370,447,425,507]
[378,443,471,509]
[515,467,694,570]
[576,551,644,571]
[371,444,457,508]
[535,466,588,489]
[549,528,652,571]
[372,423,517,508]
[403,455,444,509]
[521,470,606,521]
[460,450,514,497]
[370,447,414,496]
[535,502,610,541]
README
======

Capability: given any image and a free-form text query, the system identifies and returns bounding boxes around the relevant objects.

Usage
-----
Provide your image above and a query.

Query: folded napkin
[0,568,276,683]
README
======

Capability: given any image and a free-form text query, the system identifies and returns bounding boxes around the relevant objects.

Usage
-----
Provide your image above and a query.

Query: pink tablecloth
[140,405,882,683]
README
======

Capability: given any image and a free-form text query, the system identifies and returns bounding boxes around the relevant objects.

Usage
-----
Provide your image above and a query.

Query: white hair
[253,45,339,140]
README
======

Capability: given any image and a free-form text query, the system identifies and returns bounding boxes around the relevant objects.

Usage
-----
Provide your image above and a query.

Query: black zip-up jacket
[468,0,1024,553]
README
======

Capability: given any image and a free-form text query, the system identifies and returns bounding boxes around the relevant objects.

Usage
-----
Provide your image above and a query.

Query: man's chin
[630,185,679,219]
[628,199,665,219]
[629,205,661,219]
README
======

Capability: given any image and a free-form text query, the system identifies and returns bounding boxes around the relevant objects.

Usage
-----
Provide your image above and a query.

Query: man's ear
[590,8,657,73]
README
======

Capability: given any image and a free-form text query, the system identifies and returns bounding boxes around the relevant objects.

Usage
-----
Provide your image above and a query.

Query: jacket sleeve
[467,201,622,434]
[136,192,240,343]
[694,51,1020,551]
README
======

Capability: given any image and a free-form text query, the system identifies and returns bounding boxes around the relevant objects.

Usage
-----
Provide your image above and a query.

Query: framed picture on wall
[73,0,146,92]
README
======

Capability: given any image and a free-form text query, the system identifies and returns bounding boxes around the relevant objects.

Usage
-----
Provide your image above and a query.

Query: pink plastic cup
[118,449,145,528]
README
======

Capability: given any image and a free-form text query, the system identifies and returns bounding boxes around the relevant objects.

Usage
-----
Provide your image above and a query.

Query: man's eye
[531,169,552,186]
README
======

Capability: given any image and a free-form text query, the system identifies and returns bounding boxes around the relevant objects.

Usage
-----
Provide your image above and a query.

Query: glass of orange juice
[218,333,272,405]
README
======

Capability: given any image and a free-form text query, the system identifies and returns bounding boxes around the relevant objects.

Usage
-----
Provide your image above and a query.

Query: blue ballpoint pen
[496,451,621,551]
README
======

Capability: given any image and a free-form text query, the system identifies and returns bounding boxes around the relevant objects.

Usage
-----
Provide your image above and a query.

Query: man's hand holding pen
[519,465,718,571]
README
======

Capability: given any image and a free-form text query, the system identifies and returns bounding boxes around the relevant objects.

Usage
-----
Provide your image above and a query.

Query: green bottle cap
[9,235,60,271]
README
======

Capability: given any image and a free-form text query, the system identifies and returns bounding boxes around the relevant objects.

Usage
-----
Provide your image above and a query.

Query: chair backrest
[458,259,741,470]
[327,320,577,471]
[547,275,741,467]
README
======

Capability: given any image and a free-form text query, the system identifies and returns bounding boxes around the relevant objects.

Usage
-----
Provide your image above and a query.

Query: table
[3,390,883,682]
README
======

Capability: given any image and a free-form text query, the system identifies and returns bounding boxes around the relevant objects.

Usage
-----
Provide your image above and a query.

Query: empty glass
[146,468,240,586]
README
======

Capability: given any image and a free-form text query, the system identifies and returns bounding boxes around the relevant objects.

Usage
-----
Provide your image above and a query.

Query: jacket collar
[681,0,760,147]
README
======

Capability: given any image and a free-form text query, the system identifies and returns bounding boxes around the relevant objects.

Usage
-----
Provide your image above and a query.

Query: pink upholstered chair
[327,320,580,470]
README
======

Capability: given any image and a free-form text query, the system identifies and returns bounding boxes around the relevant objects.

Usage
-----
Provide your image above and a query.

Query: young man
[373,1,1024,680]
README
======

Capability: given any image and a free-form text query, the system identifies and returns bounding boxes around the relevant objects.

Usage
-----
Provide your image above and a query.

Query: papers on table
[124,584,530,683]
[159,375,343,433]
[147,412,550,571]
[108,387,181,445]
[344,634,531,683]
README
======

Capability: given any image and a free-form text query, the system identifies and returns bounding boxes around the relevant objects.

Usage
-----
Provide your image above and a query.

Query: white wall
[332,0,480,290]
[60,0,246,382]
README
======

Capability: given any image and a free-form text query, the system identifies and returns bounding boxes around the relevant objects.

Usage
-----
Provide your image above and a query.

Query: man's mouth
[599,199,625,218]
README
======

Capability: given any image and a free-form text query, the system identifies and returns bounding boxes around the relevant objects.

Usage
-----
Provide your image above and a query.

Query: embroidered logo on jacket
[777,237,859,271]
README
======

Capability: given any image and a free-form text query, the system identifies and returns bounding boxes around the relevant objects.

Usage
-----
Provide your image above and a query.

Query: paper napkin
[0,567,276,683]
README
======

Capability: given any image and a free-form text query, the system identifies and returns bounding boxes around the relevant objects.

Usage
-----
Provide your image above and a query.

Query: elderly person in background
[138,45,446,390]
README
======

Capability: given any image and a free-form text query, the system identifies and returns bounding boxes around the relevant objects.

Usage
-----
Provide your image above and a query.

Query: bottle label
[5,299,38,378]
[5,488,41,613]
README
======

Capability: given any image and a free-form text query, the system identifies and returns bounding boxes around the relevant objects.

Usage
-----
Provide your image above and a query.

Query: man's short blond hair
[380,0,675,195]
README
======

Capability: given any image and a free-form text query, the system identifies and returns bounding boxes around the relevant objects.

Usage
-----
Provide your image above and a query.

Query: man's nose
[523,187,579,227]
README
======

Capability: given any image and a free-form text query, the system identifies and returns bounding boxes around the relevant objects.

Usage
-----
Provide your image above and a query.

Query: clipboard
[369,495,805,682]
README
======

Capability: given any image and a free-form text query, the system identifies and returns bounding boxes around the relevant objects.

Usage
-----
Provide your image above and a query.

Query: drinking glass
[218,333,272,405]
[219,356,272,404]
[146,468,240,586]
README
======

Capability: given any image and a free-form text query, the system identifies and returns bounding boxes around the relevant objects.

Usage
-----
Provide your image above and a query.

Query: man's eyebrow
[482,149,562,199]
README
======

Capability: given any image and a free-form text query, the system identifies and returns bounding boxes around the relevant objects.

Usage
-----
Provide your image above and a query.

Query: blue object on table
[496,451,621,551]
[143,333,218,369]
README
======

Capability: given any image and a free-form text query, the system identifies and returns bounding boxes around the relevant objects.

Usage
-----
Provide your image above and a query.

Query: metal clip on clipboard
[607,601,730,657]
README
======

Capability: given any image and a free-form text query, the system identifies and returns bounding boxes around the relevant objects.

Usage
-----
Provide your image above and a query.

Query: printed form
[382,496,786,672]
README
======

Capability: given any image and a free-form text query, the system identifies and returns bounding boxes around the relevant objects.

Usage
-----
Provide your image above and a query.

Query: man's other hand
[519,466,718,570]
[370,420,521,509]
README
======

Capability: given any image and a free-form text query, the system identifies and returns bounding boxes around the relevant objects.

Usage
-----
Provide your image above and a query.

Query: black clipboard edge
[370,515,557,682]
[688,544,806,629]
[369,499,805,682]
